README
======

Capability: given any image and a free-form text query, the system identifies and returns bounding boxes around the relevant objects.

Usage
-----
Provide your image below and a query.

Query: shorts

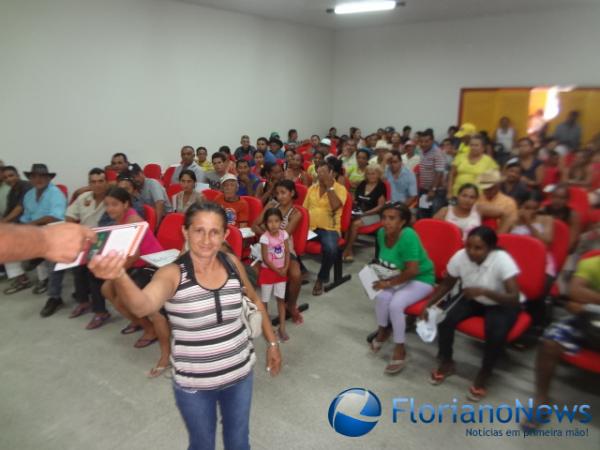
[261,282,287,303]
[543,316,583,354]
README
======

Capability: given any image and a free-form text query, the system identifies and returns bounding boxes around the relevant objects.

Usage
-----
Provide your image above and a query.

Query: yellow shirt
[303,182,347,232]
[196,159,214,172]
[452,154,498,195]
[457,142,470,157]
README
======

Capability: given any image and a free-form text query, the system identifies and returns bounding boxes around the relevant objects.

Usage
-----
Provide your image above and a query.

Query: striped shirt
[418,145,445,190]
[164,252,255,390]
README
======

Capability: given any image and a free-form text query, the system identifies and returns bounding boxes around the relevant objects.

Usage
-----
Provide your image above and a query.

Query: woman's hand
[462,287,486,298]
[88,250,127,280]
[372,280,390,290]
[266,345,282,376]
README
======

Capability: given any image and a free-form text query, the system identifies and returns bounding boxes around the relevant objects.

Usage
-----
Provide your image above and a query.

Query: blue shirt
[236,174,261,196]
[385,166,417,203]
[20,183,66,223]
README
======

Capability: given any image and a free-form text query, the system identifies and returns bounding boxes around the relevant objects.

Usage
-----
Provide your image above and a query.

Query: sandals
[312,280,324,296]
[429,367,455,385]
[134,337,158,348]
[3,278,33,295]
[85,313,111,330]
[120,323,143,335]
[467,385,487,402]
[148,364,171,378]
[384,359,406,375]
[370,339,384,354]
[69,302,91,319]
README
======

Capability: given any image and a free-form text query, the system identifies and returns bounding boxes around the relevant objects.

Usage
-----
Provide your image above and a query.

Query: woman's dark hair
[219,146,231,155]
[106,187,132,206]
[380,202,412,228]
[196,146,207,154]
[356,148,370,160]
[327,157,343,176]
[467,226,498,249]
[184,201,227,231]
[458,183,479,197]
[516,189,543,206]
[179,169,197,182]
[275,179,298,199]
[288,129,297,139]
[263,207,283,225]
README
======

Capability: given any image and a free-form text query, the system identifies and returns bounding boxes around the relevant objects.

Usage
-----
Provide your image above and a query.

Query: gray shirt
[205,171,225,190]
[554,122,581,150]
[140,178,172,212]
[171,162,207,185]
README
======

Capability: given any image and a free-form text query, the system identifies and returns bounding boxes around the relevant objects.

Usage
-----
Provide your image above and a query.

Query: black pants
[438,298,520,373]
[73,265,106,313]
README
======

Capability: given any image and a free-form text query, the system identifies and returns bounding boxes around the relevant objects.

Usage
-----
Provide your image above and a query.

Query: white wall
[0,0,333,191]
[332,4,600,139]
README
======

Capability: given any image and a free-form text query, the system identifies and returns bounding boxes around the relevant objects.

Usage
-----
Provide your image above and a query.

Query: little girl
[259,208,290,341]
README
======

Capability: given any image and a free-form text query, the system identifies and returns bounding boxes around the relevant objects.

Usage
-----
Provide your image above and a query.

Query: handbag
[577,304,600,352]
[220,252,263,339]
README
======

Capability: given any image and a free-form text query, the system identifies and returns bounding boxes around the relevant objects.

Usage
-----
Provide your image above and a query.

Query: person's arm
[325,178,343,212]
[260,243,280,273]
[433,206,448,220]
[259,183,275,205]
[569,275,600,306]
[463,276,520,306]
[283,209,301,236]
[419,275,459,320]
[88,252,179,316]
[447,165,457,199]
[0,222,96,263]
[154,200,165,224]
[228,254,281,376]
[280,239,290,276]
[1,204,23,223]
[406,172,418,206]
[373,261,419,290]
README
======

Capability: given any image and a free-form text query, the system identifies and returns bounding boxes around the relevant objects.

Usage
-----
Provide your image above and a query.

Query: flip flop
[429,368,455,385]
[312,281,323,296]
[134,337,158,349]
[467,385,487,402]
[148,365,171,378]
[384,359,406,375]
[120,323,143,335]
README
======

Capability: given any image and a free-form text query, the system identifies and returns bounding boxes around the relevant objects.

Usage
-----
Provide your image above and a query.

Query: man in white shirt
[171,146,207,185]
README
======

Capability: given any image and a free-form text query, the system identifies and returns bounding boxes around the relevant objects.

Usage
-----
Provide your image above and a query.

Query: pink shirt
[122,208,163,267]
[259,230,288,269]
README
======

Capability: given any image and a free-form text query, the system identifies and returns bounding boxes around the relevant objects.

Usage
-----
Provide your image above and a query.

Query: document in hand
[358,265,381,301]
[140,249,181,268]
[54,222,149,271]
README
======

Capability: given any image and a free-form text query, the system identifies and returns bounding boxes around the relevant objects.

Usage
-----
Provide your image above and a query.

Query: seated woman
[327,157,348,189]
[346,149,370,193]
[251,180,304,323]
[562,148,593,189]
[421,226,522,401]
[284,153,309,186]
[100,187,171,377]
[303,162,348,296]
[434,183,481,241]
[342,166,386,262]
[370,203,435,374]
[251,149,265,177]
[172,169,205,213]
[306,151,324,182]
[256,162,285,205]
[541,183,581,252]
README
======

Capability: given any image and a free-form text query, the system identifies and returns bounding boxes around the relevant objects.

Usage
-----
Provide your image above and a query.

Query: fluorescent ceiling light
[334,1,397,15]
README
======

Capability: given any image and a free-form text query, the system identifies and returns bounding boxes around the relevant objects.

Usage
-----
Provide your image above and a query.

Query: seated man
[235,159,260,197]
[213,174,249,228]
[476,170,518,233]
[1,165,32,224]
[128,163,171,225]
[170,145,207,185]
[526,254,600,429]
[500,158,530,201]
[234,135,256,164]
[303,162,347,296]
[3,164,66,317]
[110,152,130,175]
[205,152,229,191]
[384,150,417,205]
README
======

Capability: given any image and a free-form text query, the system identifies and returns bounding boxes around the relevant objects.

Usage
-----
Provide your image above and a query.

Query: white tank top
[445,206,481,241]
[495,128,515,153]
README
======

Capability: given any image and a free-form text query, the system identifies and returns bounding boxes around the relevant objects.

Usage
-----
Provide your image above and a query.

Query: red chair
[105,169,118,182]
[303,160,313,171]
[56,183,68,199]
[144,163,162,180]
[405,220,464,316]
[292,206,310,257]
[202,189,221,201]
[156,213,185,251]
[481,217,498,230]
[560,249,600,373]
[456,234,547,343]
[294,183,308,206]
[568,186,591,227]
[383,180,391,201]
[226,225,243,258]
[241,196,263,227]
[167,183,183,199]
[143,204,157,231]
[162,166,176,188]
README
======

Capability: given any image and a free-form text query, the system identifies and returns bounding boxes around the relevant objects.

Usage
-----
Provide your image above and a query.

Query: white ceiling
[174,0,596,29]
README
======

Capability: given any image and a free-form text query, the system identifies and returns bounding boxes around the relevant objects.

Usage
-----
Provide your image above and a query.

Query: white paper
[195,182,210,192]
[418,193,432,209]
[307,230,318,240]
[240,227,255,239]
[358,265,381,301]
[140,249,181,268]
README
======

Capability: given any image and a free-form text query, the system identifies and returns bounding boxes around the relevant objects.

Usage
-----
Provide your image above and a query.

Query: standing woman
[100,187,171,377]
[421,226,521,401]
[370,203,435,374]
[89,202,282,450]
[448,134,498,198]
[173,169,205,213]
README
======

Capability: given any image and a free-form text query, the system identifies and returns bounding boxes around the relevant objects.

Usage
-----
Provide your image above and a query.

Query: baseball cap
[220,173,238,184]
[320,138,332,147]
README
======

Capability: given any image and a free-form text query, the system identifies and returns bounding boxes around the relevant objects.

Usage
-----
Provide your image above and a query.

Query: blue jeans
[173,372,254,450]
[314,228,340,282]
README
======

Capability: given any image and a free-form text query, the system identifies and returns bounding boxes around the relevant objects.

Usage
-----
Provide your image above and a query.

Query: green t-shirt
[574,255,600,292]
[376,227,435,285]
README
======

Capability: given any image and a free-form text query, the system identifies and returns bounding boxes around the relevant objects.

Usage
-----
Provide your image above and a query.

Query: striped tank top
[164,251,256,390]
